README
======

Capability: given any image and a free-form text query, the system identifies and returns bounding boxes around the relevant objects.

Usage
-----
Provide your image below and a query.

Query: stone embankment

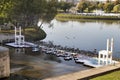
[0,46,10,78]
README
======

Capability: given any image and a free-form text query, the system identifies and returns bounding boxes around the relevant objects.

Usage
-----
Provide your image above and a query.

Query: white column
[98,52,101,65]
[15,27,17,44]
[110,38,113,64]
[106,54,108,65]
[19,27,21,36]
[106,39,110,65]
[103,54,105,65]
[106,39,109,52]
[111,38,113,53]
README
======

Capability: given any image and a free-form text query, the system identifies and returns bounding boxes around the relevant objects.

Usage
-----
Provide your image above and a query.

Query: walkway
[44,63,120,80]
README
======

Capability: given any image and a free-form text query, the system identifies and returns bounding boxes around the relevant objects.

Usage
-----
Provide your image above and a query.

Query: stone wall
[0,46,10,78]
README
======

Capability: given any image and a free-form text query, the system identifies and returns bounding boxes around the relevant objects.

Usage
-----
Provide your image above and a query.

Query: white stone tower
[98,38,113,65]
[15,27,25,46]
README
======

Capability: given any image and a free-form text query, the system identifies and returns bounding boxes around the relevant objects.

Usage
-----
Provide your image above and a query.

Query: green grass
[91,70,120,80]
[56,13,120,21]
[24,27,46,41]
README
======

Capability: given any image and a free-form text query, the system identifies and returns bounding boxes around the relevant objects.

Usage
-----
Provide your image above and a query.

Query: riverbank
[56,13,120,21]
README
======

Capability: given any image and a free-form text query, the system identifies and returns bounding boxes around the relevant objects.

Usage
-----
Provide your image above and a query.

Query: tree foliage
[0,0,13,18]
[58,1,73,12]
[98,2,104,10]
[77,0,120,13]
[113,0,120,5]
[104,1,114,13]
[0,0,58,29]
[77,0,88,12]
[113,4,120,12]
[87,2,96,12]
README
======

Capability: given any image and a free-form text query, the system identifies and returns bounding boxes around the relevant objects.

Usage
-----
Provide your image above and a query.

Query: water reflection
[6,47,89,79]
[56,19,120,25]
[14,48,25,54]
[42,19,120,58]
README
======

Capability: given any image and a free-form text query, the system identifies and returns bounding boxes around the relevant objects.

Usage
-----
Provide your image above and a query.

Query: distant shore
[56,13,120,21]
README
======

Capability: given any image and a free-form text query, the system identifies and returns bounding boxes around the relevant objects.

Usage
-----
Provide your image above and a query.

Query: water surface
[42,19,120,58]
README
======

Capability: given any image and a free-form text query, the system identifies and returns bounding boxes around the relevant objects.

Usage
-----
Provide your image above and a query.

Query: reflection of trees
[76,19,120,25]
[56,18,120,25]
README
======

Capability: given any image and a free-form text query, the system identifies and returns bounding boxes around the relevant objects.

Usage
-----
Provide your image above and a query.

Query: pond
[42,19,120,58]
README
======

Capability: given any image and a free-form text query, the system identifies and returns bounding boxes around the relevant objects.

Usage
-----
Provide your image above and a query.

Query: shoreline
[56,13,120,21]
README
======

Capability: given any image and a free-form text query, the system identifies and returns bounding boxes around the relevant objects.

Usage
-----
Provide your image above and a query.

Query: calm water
[42,19,120,58]
[8,47,89,79]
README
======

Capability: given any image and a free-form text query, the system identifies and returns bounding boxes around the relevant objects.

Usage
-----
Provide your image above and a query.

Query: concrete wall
[0,46,10,78]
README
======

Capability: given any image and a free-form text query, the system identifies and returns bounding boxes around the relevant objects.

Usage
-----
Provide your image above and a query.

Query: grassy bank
[0,27,46,41]
[91,70,120,80]
[24,27,46,41]
[56,13,120,21]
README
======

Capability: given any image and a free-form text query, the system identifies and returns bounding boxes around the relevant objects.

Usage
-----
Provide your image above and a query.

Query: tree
[113,0,120,5]
[87,2,96,12]
[58,1,73,12]
[77,0,88,12]
[38,0,58,28]
[7,0,57,30]
[113,4,120,13]
[98,2,104,10]
[104,1,114,13]
[0,0,13,24]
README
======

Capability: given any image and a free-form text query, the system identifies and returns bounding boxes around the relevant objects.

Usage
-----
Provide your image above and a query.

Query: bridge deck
[44,63,120,80]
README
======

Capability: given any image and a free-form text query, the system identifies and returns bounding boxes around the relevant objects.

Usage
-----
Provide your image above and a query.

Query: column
[15,27,17,44]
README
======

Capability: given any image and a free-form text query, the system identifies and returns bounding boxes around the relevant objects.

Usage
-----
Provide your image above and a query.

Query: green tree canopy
[0,0,58,29]
[104,1,114,13]
[58,1,73,13]
[113,4,120,13]
[113,0,120,5]
[0,0,13,18]
[98,2,104,10]
[87,2,96,12]
[77,0,88,12]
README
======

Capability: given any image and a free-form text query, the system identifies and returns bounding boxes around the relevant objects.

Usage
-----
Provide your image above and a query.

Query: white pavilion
[98,38,113,65]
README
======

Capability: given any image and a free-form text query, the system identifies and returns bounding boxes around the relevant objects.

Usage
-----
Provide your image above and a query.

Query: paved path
[44,63,120,80]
